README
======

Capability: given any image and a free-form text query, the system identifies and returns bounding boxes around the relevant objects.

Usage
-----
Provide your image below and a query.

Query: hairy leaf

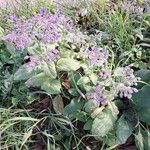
[41,80,61,95]
[116,115,133,144]
[132,85,150,109]
[91,107,117,138]
[57,58,80,71]
[14,65,35,80]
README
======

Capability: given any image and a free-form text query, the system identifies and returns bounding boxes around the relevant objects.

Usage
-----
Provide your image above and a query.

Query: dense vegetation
[0,0,150,149]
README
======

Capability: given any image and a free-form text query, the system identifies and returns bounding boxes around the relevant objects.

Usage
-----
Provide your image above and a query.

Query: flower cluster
[82,44,140,104]
[84,46,109,66]
[25,47,59,69]
[118,85,138,99]
[3,8,74,50]
[87,66,140,104]
[87,84,107,105]
[66,29,93,48]
[99,66,111,79]
[25,56,41,69]
[120,0,150,15]
[114,67,140,99]
[4,14,30,49]
[55,0,97,6]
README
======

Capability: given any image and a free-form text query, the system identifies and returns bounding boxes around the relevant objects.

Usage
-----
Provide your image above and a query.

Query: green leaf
[27,43,39,55]
[136,69,150,88]
[64,98,83,116]
[25,73,61,95]
[84,101,99,113]
[69,72,81,87]
[91,107,117,138]
[57,58,80,71]
[41,80,61,95]
[136,69,150,82]
[14,65,34,80]
[135,129,144,150]
[84,85,93,92]
[115,99,124,109]
[77,76,90,85]
[59,49,73,58]
[25,73,48,87]
[42,62,57,79]
[89,73,98,85]
[6,43,16,56]
[68,88,79,96]
[81,63,93,75]
[104,130,118,147]
[83,119,93,130]
[0,26,4,36]
[136,108,150,124]
[91,107,105,119]
[68,72,85,98]
[132,85,150,109]
[12,97,20,106]
[135,128,150,150]
[75,111,87,122]
[147,131,150,149]
[139,43,150,48]
[116,115,133,144]
[53,95,64,114]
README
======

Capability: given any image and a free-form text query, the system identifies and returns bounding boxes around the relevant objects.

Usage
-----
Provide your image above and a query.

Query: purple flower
[145,6,150,13]
[134,7,143,15]
[123,67,140,86]
[25,56,41,69]
[97,96,107,105]
[16,34,29,49]
[56,8,64,14]
[25,47,59,70]
[119,85,138,99]
[87,84,107,105]
[43,34,61,43]
[114,66,140,99]
[54,0,62,4]
[100,66,111,79]
[84,46,109,66]
[44,49,60,62]
[4,32,29,50]
[10,14,18,22]
[3,8,74,49]
[40,7,47,15]
[120,0,145,15]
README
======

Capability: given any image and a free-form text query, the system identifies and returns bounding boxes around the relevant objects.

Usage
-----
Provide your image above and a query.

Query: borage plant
[3,7,143,148]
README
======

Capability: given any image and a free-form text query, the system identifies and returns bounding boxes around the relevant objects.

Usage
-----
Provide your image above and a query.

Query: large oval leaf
[42,62,57,79]
[57,58,80,71]
[41,80,61,95]
[136,69,150,88]
[116,115,133,144]
[64,98,83,116]
[91,107,117,138]
[136,108,150,124]
[14,65,35,81]
[132,85,150,109]
[25,73,49,87]
[84,101,99,113]
[136,69,150,82]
